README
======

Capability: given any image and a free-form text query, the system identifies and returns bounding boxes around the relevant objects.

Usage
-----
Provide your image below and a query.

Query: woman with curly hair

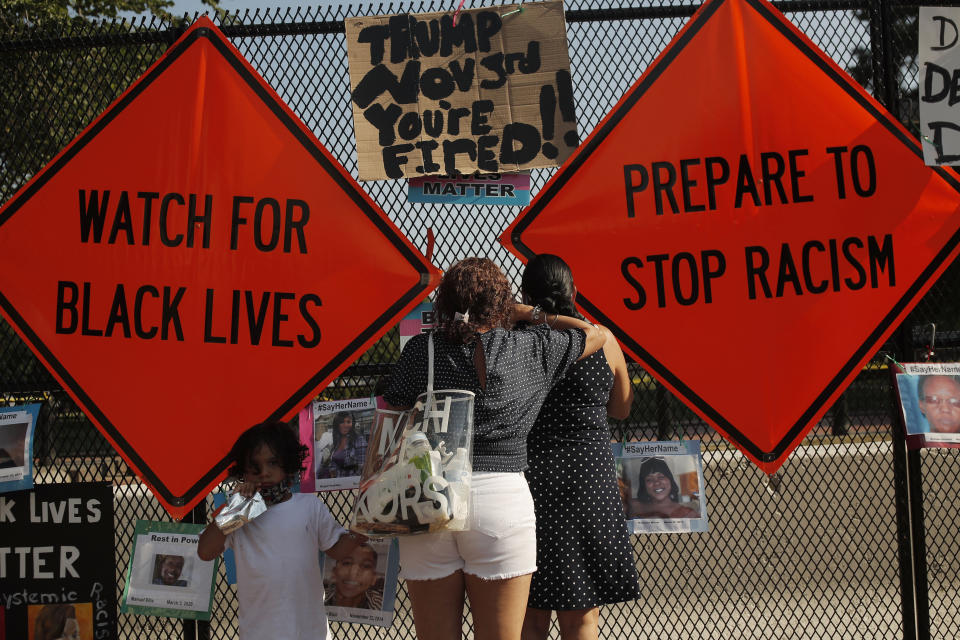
[384,257,605,640]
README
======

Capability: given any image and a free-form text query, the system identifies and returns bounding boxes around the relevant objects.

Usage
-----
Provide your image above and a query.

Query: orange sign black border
[0,21,435,507]
[508,0,960,463]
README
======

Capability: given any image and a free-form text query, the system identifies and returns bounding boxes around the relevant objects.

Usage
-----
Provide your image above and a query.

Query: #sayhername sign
[919,7,960,164]
[895,362,960,448]
[346,0,578,180]
[0,483,117,640]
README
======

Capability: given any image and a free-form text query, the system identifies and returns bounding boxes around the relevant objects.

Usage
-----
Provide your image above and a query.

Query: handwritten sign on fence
[920,7,960,164]
[346,0,578,180]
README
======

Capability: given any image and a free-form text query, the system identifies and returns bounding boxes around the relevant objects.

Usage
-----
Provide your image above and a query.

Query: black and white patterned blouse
[384,325,585,472]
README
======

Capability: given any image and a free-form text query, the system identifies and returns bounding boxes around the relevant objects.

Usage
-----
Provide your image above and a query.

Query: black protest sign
[0,482,117,640]
[346,0,578,180]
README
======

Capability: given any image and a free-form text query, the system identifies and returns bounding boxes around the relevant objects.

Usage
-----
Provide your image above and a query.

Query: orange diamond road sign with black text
[0,17,439,517]
[502,0,960,472]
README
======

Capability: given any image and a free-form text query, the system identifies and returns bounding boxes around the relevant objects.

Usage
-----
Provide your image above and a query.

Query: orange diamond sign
[0,17,439,517]
[502,0,960,472]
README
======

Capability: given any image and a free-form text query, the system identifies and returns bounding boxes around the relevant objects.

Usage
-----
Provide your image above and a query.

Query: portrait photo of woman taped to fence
[312,398,378,490]
[616,440,709,534]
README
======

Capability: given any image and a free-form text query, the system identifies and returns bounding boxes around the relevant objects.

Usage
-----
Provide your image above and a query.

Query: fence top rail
[1,0,874,53]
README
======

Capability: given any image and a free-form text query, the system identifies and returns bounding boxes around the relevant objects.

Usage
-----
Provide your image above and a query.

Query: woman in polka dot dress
[384,257,606,640]
[520,254,641,640]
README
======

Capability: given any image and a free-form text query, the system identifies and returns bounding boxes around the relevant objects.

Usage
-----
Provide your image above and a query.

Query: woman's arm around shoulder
[512,303,605,360]
[601,325,633,420]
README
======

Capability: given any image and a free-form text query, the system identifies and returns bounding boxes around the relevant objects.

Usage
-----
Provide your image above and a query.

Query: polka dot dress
[525,349,641,610]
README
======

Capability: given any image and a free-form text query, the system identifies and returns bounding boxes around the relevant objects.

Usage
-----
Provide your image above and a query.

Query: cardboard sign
[0,17,440,519]
[919,7,960,164]
[0,483,117,640]
[408,172,531,205]
[345,0,578,180]
[502,0,960,472]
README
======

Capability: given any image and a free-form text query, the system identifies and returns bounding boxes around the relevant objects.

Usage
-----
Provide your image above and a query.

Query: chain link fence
[1,0,957,638]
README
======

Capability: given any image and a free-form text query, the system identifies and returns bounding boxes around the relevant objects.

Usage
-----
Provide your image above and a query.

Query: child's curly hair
[227,421,308,480]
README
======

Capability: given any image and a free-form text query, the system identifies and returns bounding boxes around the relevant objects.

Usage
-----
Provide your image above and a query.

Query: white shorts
[398,472,537,581]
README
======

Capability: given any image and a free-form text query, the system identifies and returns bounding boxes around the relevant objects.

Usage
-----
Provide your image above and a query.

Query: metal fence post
[890,356,919,640]
[180,501,210,640]
[891,321,932,640]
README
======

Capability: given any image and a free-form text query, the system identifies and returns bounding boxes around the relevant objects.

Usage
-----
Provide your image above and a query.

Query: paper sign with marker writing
[919,7,960,164]
[345,1,578,180]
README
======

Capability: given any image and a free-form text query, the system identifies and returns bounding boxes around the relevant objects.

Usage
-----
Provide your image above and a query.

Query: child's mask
[260,478,293,506]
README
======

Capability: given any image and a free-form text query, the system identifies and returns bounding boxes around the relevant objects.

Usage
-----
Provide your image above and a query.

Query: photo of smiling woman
[616,441,708,534]
[629,458,698,519]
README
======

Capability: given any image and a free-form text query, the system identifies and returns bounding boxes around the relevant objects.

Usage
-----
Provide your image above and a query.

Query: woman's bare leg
[464,573,533,640]
[406,571,467,640]
[522,607,552,640]
[556,608,600,640]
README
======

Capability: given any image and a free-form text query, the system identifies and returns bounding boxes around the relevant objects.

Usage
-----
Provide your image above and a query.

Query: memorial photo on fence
[152,554,189,587]
[121,521,217,619]
[614,440,708,534]
[321,537,399,627]
[313,398,378,490]
[895,363,960,446]
[0,403,39,492]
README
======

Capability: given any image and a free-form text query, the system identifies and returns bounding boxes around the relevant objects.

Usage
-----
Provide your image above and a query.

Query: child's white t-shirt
[225,493,346,640]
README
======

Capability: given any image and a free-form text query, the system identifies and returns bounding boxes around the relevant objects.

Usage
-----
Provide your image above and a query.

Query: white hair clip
[454,309,470,323]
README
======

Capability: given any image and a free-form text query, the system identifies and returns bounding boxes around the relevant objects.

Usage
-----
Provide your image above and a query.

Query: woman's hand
[511,303,534,326]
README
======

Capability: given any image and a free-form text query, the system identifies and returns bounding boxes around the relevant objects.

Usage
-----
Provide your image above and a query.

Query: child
[198,421,366,640]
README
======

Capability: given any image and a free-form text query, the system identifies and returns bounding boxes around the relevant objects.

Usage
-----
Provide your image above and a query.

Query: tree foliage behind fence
[1,1,957,638]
